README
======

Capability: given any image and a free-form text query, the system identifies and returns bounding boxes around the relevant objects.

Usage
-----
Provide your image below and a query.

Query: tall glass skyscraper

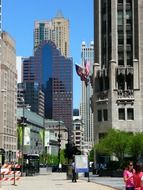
[23,40,73,134]
[17,82,45,117]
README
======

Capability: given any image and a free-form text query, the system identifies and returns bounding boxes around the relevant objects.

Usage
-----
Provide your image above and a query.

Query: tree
[128,132,143,162]
[95,129,129,165]
[88,148,94,161]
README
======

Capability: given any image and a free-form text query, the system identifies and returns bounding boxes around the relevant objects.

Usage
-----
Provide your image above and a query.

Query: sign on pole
[75,155,89,173]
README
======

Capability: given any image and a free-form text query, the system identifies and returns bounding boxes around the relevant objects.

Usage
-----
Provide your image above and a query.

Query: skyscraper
[93,0,143,143]
[80,41,94,151]
[23,40,73,135]
[34,11,69,57]
[0,32,17,160]
[17,82,45,117]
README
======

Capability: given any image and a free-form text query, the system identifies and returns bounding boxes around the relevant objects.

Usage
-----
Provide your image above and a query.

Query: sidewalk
[1,173,117,190]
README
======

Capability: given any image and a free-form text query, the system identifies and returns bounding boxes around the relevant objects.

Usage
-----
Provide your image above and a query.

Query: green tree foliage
[128,132,143,162]
[95,129,129,164]
[60,149,67,164]
[88,148,94,161]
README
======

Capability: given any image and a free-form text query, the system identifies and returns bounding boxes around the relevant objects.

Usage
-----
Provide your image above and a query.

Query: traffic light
[64,143,81,160]
[64,143,73,159]
[72,145,81,155]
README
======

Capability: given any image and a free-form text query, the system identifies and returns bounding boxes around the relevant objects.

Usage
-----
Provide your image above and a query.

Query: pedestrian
[58,163,62,172]
[72,160,77,182]
[123,161,135,190]
[133,163,143,190]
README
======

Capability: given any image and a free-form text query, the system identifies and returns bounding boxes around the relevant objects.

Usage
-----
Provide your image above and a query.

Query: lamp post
[58,121,61,167]
[20,98,31,177]
[20,99,25,177]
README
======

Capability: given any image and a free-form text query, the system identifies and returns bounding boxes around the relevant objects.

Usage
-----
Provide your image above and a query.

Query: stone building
[0,32,17,160]
[93,0,143,143]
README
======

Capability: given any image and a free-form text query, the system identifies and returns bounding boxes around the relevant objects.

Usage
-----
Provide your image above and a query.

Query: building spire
[55,10,64,18]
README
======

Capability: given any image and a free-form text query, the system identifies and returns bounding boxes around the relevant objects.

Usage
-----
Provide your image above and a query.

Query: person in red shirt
[133,163,143,190]
[123,161,135,190]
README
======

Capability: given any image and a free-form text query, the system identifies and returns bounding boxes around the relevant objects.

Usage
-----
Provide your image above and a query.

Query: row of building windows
[97,108,134,121]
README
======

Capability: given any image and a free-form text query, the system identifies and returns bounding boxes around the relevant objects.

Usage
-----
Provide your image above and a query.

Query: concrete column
[133,59,139,89]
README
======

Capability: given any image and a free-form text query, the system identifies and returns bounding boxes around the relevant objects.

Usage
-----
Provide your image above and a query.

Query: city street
[1,172,123,190]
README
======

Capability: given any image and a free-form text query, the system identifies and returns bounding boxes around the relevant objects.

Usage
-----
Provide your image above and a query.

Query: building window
[127,108,134,120]
[103,109,108,121]
[99,133,106,141]
[98,110,102,122]
[118,11,123,26]
[118,51,124,66]
[76,124,80,130]
[118,108,125,120]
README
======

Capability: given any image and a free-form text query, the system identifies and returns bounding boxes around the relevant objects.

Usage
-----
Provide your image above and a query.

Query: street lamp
[19,97,31,176]
[58,121,61,167]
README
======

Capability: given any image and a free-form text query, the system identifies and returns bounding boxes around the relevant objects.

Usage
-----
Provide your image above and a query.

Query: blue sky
[2,0,93,109]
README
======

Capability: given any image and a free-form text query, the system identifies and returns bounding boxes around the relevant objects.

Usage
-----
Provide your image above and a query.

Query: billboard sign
[75,155,89,173]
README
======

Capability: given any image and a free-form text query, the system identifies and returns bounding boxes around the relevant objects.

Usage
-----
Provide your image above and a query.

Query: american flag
[84,60,90,76]
[75,64,89,87]
[75,64,84,77]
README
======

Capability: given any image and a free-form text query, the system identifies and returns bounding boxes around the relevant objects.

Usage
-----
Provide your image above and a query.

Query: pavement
[1,172,121,190]
[87,175,125,190]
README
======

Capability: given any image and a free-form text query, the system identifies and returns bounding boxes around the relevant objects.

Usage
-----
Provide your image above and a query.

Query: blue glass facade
[17,82,45,117]
[23,40,73,132]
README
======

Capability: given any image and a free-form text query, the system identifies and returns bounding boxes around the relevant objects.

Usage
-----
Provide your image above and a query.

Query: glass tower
[23,40,73,134]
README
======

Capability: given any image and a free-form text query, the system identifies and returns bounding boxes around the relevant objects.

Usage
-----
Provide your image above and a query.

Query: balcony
[117,90,134,105]
[96,91,108,103]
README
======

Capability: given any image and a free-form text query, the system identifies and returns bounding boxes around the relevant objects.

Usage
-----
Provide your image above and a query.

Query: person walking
[72,160,77,183]
[133,163,143,190]
[58,163,62,172]
[123,161,135,190]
